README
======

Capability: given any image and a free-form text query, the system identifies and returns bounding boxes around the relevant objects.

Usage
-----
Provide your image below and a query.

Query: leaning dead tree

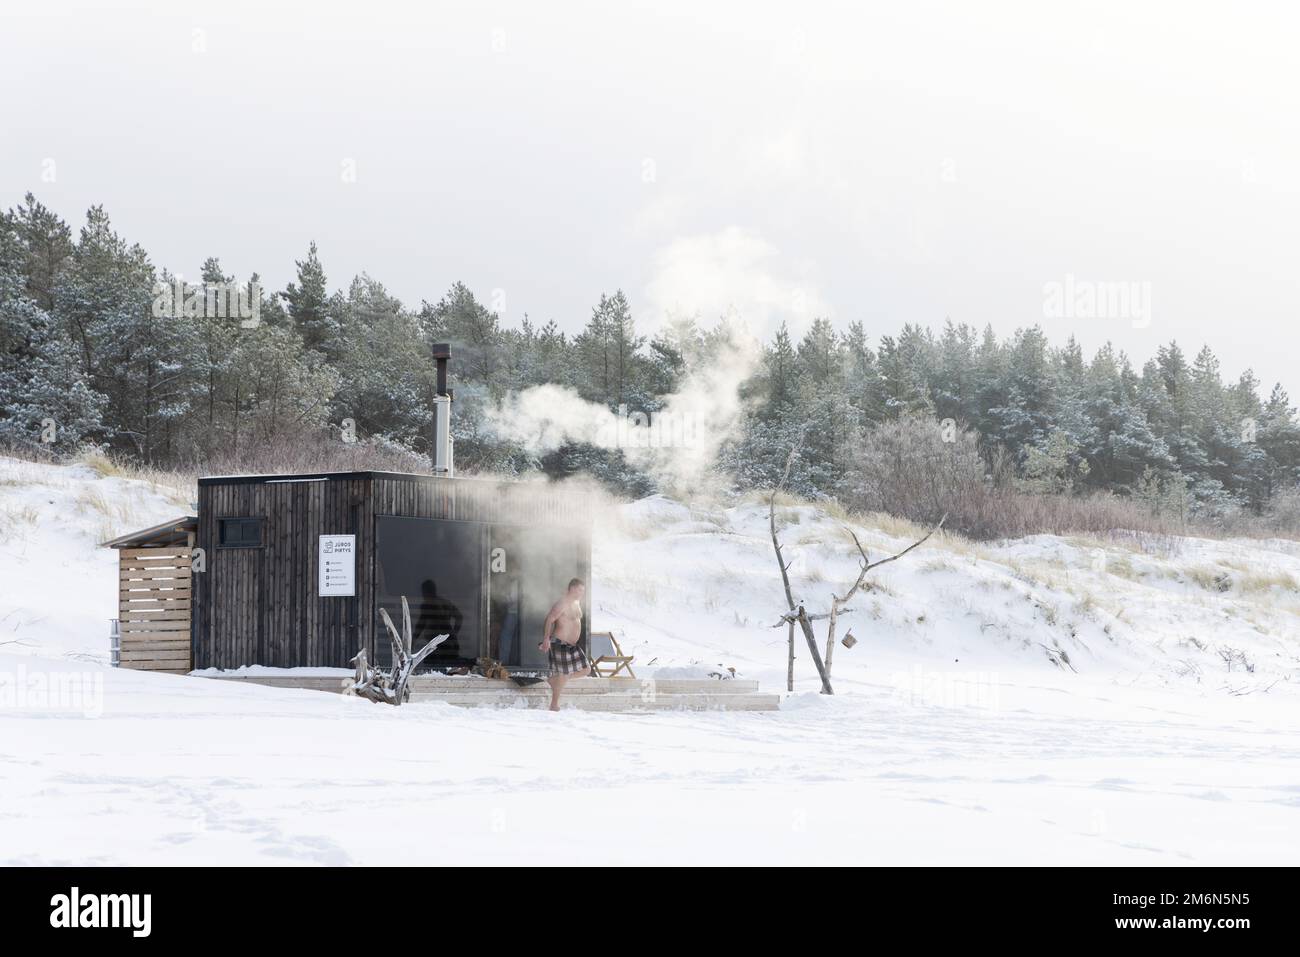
[768,445,945,694]
[350,595,448,705]
[769,444,834,694]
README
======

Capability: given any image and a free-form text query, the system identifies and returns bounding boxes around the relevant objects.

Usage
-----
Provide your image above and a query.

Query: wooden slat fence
[118,545,192,673]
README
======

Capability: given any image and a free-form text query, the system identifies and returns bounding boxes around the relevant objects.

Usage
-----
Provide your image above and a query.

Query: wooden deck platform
[199,674,781,712]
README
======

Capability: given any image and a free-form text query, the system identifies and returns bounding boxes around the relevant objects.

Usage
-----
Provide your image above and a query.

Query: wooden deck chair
[588,630,635,678]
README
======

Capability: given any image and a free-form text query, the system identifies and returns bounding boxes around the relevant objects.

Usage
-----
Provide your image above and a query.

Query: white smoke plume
[485,325,762,497]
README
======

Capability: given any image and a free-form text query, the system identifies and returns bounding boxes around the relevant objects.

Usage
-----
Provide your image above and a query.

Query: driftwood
[350,595,448,705]
[768,441,945,694]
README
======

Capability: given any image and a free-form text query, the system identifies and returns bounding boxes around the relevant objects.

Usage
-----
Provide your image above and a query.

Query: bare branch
[861,514,947,576]
[825,515,947,680]
[771,611,838,627]
[846,526,870,566]
[769,444,802,616]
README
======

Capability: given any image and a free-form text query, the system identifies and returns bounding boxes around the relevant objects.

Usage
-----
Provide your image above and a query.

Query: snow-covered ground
[2,457,1298,865]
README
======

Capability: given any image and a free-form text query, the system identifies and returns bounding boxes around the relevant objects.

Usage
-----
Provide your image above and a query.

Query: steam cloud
[485,325,761,496]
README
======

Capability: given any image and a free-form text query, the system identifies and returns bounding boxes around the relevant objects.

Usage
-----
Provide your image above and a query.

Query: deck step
[195,674,778,711]
[407,676,760,695]
[201,675,760,694]
[406,692,781,712]
[201,675,352,692]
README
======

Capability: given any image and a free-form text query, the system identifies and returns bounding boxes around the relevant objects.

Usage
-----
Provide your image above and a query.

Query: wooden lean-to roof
[100,515,198,549]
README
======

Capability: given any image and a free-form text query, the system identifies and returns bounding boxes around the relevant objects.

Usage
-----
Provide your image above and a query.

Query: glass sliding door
[374,516,485,670]
[489,524,587,670]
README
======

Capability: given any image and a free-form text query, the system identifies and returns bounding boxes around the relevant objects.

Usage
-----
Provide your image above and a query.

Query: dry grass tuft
[1237,570,1300,594]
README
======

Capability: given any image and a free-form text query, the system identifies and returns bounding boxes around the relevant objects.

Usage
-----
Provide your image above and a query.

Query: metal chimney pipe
[431,343,454,476]
[433,342,450,397]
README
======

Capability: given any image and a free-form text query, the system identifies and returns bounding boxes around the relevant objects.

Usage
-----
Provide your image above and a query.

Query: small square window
[219,518,263,547]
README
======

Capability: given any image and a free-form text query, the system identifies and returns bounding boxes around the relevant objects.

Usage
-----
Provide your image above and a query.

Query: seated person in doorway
[539,577,588,711]
[413,578,464,664]
[492,575,521,666]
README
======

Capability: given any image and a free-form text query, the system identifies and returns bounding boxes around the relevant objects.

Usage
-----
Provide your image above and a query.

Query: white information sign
[318,534,356,597]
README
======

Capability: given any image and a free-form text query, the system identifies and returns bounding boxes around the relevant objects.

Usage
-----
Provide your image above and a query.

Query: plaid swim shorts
[548,640,589,675]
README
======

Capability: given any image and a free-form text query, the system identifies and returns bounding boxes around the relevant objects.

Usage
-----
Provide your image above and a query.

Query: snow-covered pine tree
[282,241,342,360]
[419,281,501,386]
[50,206,183,460]
[0,219,105,452]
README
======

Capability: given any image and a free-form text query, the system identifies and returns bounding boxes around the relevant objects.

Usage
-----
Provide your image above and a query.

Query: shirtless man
[539,578,588,711]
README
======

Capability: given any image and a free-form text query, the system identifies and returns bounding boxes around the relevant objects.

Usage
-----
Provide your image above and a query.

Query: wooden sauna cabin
[191,471,594,673]
[102,516,199,674]
[101,348,594,678]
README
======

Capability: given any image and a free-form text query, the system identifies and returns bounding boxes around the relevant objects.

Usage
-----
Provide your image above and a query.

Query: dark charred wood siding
[194,472,592,671]
[195,476,372,670]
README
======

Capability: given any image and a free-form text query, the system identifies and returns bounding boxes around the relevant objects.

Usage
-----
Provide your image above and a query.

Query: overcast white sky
[3,0,1298,393]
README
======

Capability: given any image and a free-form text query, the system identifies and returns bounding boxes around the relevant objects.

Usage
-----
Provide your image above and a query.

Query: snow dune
[1,457,1298,865]
[599,494,1300,694]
